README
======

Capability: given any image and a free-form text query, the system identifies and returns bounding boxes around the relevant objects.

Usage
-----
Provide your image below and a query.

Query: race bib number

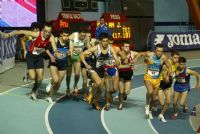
[148,69,159,77]
[55,48,68,60]
[176,78,186,83]
[73,48,82,55]
[96,60,104,68]
[32,47,45,55]
[105,59,115,66]
[56,52,67,60]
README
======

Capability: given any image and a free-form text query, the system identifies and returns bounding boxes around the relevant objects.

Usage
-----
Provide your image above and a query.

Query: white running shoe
[46,97,54,103]
[30,93,37,101]
[158,114,167,122]
[46,83,52,93]
[148,112,153,119]
[145,105,150,115]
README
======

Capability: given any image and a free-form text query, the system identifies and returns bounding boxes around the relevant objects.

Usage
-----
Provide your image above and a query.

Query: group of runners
[0,22,199,123]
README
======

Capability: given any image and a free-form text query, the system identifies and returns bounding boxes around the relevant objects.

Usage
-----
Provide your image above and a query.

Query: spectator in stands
[95,16,111,39]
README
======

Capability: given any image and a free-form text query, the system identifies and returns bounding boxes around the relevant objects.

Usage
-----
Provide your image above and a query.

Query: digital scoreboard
[97,13,133,45]
[96,21,132,40]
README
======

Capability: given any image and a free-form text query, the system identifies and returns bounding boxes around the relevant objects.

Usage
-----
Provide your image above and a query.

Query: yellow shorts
[144,74,160,89]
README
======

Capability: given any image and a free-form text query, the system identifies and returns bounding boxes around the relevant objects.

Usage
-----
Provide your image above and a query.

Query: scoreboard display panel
[96,21,132,40]
[99,13,133,45]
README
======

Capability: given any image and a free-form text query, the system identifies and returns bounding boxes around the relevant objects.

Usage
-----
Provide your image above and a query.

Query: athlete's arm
[68,40,74,57]
[130,51,140,64]
[46,49,56,63]
[139,51,151,63]
[86,33,91,49]
[49,35,58,52]
[162,64,170,83]
[163,55,172,74]
[111,47,120,66]
[68,32,75,56]
[2,30,38,38]
[187,69,200,88]
[91,38,97,47]
[80,46,97,69]
[50,35,61,58]
[20,36,28,59]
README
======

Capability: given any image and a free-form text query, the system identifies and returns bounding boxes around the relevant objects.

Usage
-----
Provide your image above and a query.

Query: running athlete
[172,57,200,119]
[117,41,140,110]
[81,32,97,100]
[103,36,120,110]
[45,29,70,103]
[1,23,60,101]
[141,44,172,119]
[103,36,127,110]
[68,30,88,96]
[20,22,42,83]
[80,33,119,110]
[158,50,179,122]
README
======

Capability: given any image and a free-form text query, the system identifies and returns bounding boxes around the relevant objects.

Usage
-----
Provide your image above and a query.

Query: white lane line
[45,102,54,134]
[189,116,196,131]
[45,94,66,134]
[0,78,51,95]
[189,104,200,132]
[101,85,160,134]
[101,96,118,134]
[148,119,159,134]
[101,109,112,134]
[44,87,82,134]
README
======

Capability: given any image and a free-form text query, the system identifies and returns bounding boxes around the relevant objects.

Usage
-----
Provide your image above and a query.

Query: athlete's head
[178,57,186,70]
[30,22,41,32]
[171,50,179,64]
[155,44,164,58]
[99,32,109,48]
[78,29,87,41]
[59,28,69,42]
[100,16,105,25]
[122,40,131,53]
[42,23,52,39]
[86,32,91,40]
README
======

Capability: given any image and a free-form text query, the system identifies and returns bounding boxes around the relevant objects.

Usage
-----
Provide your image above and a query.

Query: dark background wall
[106,0,154,51]
[44,0,192,51]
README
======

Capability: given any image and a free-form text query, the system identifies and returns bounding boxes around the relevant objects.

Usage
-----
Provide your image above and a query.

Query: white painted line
[0,78,51,95]
[148,119,159,134]
[45,102,54,134]
[44,87,82,134]
[189,116,196,131]
[189,104,200,132]
[101,109,112,134]
[45,94,66,134]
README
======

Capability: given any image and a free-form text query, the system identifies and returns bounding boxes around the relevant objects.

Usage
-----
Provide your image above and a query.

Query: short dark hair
[100,16,104,20]
[30,22,42,31]
[122,40,130,46]
[99,32,109,40]
[43,22,52,28]
[60,28,69,34]
[178,57,186,63]
[171,50,179,57]
[78,29,89,34]
[155,43,163,49]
